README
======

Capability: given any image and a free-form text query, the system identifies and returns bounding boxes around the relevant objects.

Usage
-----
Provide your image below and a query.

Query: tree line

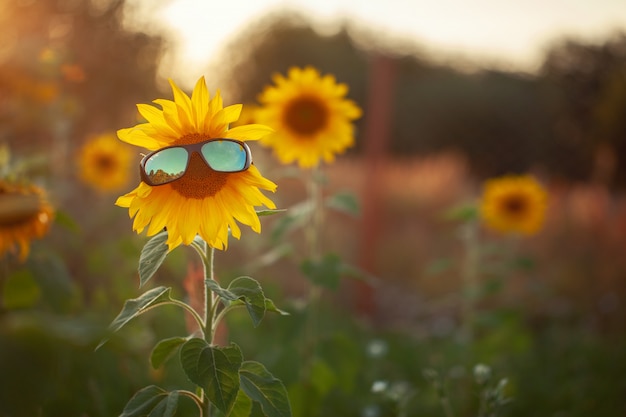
[218,12,626,189]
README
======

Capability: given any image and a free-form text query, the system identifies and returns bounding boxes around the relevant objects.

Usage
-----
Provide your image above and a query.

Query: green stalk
[192,239,217,417]
[203,243,215,343]
[460,219,480,346]
[301,167,325,381]
[306,166,324,261]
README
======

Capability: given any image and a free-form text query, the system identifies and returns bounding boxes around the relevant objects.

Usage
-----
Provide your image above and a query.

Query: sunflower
[0,180,54,261]
[480,175,548,235]
[115,77,277,251]
[77,133,134,193]
[255,66,362,168]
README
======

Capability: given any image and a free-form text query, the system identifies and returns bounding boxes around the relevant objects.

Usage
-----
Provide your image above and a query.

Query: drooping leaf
[151,337,187,369]
[119,386,179,417]
[325,191,360,216]
[301,253,369,290]
[146,391,179,417]
[97,287,172,350]
[228,277,266,327]
[205,279,239,302]
[239,361,292,417]
[255,208,287,217]
[270,200,313,242]
[247,243,293,271]
[265,298,289,316]
[300,253,343,290]
[180,338,242,414]
[139,231,170,287]
[443,203,479,222]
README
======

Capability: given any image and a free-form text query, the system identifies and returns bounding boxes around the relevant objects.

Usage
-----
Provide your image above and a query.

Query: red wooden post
[356,54,396,317]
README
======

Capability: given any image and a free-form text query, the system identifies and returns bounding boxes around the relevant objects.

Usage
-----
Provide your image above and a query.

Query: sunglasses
[139,139,252,186]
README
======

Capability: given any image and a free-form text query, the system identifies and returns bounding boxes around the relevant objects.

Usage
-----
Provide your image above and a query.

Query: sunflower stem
[301,167,326,382]
[460,218,480,347]
[306,166,324,261]
[202,242,215,343]
[200,240,216,417]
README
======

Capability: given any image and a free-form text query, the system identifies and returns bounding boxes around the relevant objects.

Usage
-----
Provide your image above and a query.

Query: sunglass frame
[139,138,252,186]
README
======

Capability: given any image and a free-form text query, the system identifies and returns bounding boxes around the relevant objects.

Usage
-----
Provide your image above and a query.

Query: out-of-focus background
[1,0,626,416]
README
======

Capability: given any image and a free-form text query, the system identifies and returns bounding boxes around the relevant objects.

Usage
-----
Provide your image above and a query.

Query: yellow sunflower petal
[227,124,274,141]
[191,76,210,132]
[118,127,163,150]
[210,104,242,135]
[169,79,193,117]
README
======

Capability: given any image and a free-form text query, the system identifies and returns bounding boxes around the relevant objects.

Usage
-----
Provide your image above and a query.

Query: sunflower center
[502,194,528,217]
[283,96,328,136]
[95,153,116,174]
[170,152,228,199]
[0,192,42,226]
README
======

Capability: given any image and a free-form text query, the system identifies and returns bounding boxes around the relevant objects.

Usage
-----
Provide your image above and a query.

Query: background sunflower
[480,174,548,235]
[0,180,54,261]
[77,133,134,193]
[255,66,362,168]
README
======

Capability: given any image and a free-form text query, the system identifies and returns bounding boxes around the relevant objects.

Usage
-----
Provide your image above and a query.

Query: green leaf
[228,389,253,417]
[301,254,369,290]
[265,298,289,316]
[119,386,178,417]
[270,200,313,242]
[309,357,337,397]
[325,191,360,216]
[2,269,41,309]
[52,209,80,233]
[151,337,187,369]
[300,253,343,290]
[240,361,292,417]
[255,208,287,217]
[228,277,266,327]
[180,338,242,414]
[147,391,179,417]
[139,231,170,287]
[286,383,320,417]
[97,286,172,350]
[424,258,454,276]
[206,277,282,326]
[205,279,239,302]
[443,203,479,222]
[511,256,536,272]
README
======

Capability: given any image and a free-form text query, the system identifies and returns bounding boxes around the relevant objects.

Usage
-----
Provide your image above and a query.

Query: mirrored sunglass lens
[201,140,247,172]
[143,147,188,185]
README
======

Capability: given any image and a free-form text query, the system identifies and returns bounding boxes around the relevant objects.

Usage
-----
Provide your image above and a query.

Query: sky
[125,0,626,88]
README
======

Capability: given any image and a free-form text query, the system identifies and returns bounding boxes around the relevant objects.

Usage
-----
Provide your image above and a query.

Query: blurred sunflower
[255,66,362,168]
[0,180,54,261]
[77,133,134,193]
[480,175,548,235]
[115,77,277,250]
